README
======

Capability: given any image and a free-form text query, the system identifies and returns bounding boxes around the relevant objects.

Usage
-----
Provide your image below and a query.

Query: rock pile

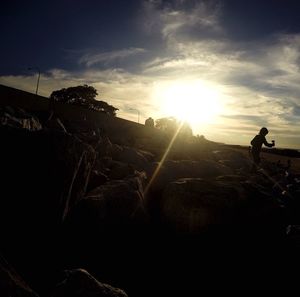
[0,106,299,296]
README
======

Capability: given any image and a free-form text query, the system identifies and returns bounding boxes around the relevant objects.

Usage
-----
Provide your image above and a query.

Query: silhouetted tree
[145,117,154,127]
[196,134,206,141]
[155,116,193,138]
[50,84,97,105]
[90,100,118,116]
[155,117,178,134]
[180,121,193,138]
[49,84,118,116]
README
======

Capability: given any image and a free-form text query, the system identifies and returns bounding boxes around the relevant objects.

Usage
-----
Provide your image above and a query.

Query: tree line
[50,84,195,138]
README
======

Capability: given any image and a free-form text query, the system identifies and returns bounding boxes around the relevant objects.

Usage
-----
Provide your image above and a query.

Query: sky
[1,0,300,149]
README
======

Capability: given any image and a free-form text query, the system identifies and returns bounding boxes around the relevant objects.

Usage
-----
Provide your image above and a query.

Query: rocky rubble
[0,106,299,296]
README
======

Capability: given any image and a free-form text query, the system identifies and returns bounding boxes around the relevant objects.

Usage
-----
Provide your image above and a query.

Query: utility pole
[129,108,140,123]
[28,67,40,95]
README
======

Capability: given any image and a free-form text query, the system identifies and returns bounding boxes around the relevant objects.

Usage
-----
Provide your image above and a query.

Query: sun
[153,80,223,126]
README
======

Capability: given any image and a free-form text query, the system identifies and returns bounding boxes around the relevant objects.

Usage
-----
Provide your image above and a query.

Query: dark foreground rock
[51,269,127,297]
[0,106,299,297]
[0,253,39,297]
[0,124,96,293]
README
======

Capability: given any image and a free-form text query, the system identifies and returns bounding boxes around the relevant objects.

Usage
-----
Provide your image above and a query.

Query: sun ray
[144,121,184,196]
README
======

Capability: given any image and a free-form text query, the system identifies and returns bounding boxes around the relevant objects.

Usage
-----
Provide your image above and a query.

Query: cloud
[142,0,222,40]
[143,28,300,146]
[292,103,300,116]
[1,1,300,148]
[79,48,146,67]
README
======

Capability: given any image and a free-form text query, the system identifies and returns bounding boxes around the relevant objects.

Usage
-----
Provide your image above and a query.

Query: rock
[63,173,148,241]
[96,136,113,157]
[161,177,286,236]
[61,174,150,294]
[111,145,149,171]
[0,127,96,293]
[286,225,300,248]
[87,169,109,192]
[146,159,233,194]
[135,149,155,162]
[44,117,68,133]
[110,143,123,159]
[109,161,136,180]
[161,178,245,233]
[0,106,42,131]
[0,253,39,297]
[216,174,247,182]
[0,128,94,230]
[51,269,127,297]
[213,149,252,171]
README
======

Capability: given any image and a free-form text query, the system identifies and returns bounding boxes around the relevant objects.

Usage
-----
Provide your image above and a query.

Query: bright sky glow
[153,80,223,126]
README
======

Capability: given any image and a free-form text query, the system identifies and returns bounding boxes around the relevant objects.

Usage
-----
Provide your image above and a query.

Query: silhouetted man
[250,127,275,172]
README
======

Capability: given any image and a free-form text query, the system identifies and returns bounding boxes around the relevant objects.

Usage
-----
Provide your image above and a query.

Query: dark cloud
[220,114,266,126]
[221,0,300,41]
[291,103,300,117]
[224,72,291,96]
[0,0,143,75]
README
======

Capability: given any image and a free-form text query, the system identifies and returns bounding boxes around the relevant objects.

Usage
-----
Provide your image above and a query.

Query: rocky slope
[1,106,299,296]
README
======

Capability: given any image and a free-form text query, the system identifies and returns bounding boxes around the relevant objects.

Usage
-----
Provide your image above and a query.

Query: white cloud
[79,47,146,67]
[142,0,221,40]
[161,3,221,39]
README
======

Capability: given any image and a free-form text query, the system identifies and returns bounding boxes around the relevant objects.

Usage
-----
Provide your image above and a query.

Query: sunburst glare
[153,80,223,126]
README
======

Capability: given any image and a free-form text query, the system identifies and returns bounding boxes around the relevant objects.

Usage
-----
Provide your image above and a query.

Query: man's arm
[263,137,274,147]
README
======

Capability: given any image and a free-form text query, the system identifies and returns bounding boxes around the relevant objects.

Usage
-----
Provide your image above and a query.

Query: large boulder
[85,173,147,225]
[65,173,148,236]
[61,174,150,294]
[145,159,233,194]
[212,149,252,172]
[105,160,136,180]
[161,177,286,237]
[161,178,245,233]
[111,145,150,171]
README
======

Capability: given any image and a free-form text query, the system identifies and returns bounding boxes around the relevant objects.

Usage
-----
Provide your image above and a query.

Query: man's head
[259,127,269,136]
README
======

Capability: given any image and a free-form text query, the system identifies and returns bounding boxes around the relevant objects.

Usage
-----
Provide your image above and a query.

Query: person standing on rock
[250,127,275,172]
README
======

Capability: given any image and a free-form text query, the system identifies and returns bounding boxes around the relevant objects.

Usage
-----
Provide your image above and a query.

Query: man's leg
[251,153,260,173]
